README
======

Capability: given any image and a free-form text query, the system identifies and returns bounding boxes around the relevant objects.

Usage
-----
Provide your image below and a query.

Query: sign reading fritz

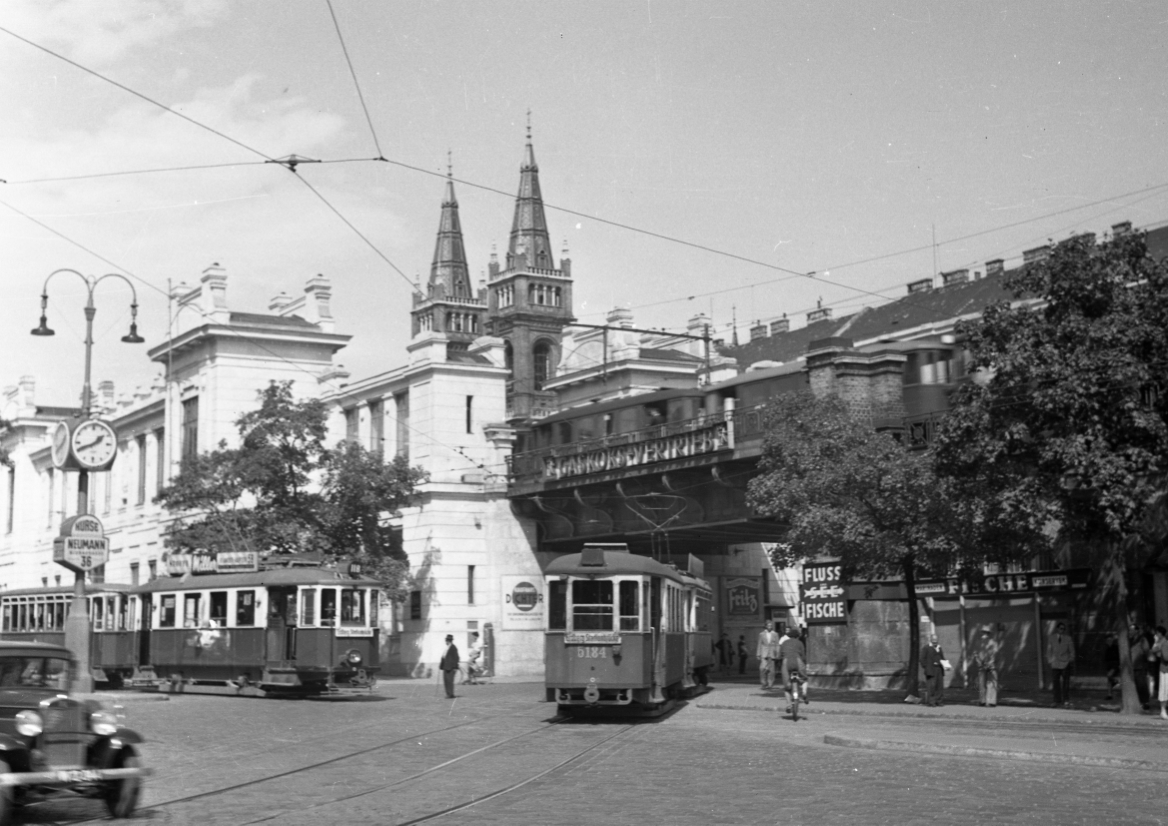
[543,422,733,481]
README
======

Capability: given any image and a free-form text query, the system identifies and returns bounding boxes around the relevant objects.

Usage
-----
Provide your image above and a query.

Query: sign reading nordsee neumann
[543,421,733,481]
[501,576,545,630]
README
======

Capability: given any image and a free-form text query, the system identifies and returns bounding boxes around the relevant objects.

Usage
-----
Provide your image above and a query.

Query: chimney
[907,277,935,294]
[98,380,116,412]
[985,259,1005,278]
[606,306,634,328]
[807,299,832,324]
[200,263,229,322]
[1111,221,1132,237]
[940,269,969,288]
[1023,245,1050,265]
[770,314,790,336]
[269,291,294,313]
[750,322,767,342]
[301,275,334,333]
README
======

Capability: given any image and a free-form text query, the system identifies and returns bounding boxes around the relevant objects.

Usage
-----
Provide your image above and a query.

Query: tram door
[266,587,298,663]
[137,595,152,668]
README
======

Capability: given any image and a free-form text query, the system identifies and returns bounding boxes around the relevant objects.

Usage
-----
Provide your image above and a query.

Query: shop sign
[163,550,260,576]
[502,576,545,630]
[914,568,1092,597]
[725,577,761,616]
[800,561,846,625]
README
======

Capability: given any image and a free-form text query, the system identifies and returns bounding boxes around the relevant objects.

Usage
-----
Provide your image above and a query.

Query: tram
[133,554,382,697]
[544,543,713,715]
[0,584,139,686]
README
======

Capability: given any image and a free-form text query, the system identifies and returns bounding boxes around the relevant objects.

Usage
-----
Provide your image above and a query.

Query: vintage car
[0,641,150,823]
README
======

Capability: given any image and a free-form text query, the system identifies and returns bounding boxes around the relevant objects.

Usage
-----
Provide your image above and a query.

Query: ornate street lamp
[31,268,144,692]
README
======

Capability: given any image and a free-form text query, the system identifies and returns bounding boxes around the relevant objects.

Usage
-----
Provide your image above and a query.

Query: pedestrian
[715,633,732,673]
[756,620,782,690]
[464,632,482,684]
[1103,632,1120,701]
[440,634,459,699]
[973,625,999,707]
[921,634,947,707]
[1130,624,1151,709]
[1152,625,1168,721]
[1046,621,1075,708]
[737,635,748,675]
[779,626,808,712]
[1149,624,1164,706]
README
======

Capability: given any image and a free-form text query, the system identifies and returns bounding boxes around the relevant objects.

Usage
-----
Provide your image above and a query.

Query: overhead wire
[325,0,385,161]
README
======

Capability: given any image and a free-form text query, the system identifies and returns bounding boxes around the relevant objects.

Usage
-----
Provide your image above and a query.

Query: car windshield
[0,656,72,690]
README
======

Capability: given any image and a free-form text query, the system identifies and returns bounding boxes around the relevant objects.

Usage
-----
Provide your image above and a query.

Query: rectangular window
[183,593,200,627]
[136,434,147,505]
[181,396,199,464]
[147,559,157,581]
[548,580,567,630]
[91,564,105,585]
[369,590,379,625]
[320,589,337,626]
[466,396,473,434]
[619,581,640,631]
[130,563,139,587]
[468,565,475,605]
[300,589,316,626]
[395,393,409,461]
[236,591,256,626]
[154,428,166,492]
[341,589,365,625]
[344,408,359,444]
[160,595,177,628]
[571,580,614,631]
[409,590,422,620]
[369,400,384,451]
[209,591,228,626]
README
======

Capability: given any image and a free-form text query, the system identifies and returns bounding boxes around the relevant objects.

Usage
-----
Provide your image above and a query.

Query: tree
[156,381,427,596]
[745,392,963,698]
[933,230,1168,714]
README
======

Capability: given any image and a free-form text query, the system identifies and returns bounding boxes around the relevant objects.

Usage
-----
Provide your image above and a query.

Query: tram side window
[340,589,364,625]
[300,589,316,626]
[571,580,613,631]
[369,590,379,625]
[160,595,177,628]
[209,592,228,627]
[183,594,201,628]
[92,598,105,631]
[695,592,711,633]
[619,581,640,631]
[547,580,567,631]
[320,589,337,626]
[1,605,10,632]
[236,591,256,626]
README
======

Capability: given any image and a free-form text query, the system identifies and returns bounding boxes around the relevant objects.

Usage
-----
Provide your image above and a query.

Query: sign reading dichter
[799,561,846,625]
[501,576,545,630]
[53,514,110,573]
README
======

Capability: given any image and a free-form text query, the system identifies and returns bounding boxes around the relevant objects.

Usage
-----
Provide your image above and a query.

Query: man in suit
[1046,622,1075,708]
[921,634,947,707]
[756,620,782,689]
[440,634,460,699]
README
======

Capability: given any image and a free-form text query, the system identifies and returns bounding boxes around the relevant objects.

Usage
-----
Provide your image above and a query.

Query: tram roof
[137,568,382,592]
[0,583,137,598]
[545,549,707,587]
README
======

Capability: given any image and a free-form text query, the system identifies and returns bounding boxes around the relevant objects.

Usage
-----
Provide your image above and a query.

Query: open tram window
[236,590,256,626]
[570,580,613,631]
[547,580,567,630]
[320,589,337,626]
[340,588,364,625]
[618,581,640,631]
[52,599,66,630]
[159,595,177,628]
[92,597,105,631]
[116,595,132,631]
[300,589,316,626]
[209,591,228,627]
[183,593,201,628]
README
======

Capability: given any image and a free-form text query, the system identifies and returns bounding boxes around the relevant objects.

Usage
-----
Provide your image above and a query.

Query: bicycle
[788,670,806,721]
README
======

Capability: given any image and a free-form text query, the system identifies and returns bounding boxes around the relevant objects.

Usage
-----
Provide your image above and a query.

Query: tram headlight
[346,649,362,665]
[15,710,43,737]
[90,709,119,736]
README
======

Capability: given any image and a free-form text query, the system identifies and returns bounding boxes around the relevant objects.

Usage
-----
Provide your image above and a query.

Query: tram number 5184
[575,646,608,659]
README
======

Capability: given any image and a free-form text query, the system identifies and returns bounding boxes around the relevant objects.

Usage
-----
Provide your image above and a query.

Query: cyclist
[779,626,808,713]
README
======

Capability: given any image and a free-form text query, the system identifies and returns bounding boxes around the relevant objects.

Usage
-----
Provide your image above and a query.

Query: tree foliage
[933,229,1168,714]
[156,381,427,596]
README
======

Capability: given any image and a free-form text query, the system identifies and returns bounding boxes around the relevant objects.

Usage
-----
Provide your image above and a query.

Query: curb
[78,692,171,703]
[695,701,1157,728]
[823,733,1168,771]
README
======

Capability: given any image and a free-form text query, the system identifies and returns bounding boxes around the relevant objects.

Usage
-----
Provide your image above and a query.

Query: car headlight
[15,710,43,737]
[90,709,120,736]
[346,650,362,665]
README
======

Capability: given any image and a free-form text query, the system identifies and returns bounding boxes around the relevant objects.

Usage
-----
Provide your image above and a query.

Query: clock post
[32,268,144,692]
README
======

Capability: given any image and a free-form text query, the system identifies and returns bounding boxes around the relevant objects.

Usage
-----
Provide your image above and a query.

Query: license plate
[57,770,101,783]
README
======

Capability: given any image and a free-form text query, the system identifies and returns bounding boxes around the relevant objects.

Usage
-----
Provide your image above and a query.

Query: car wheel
[0,759,13,826]
[104,751,142,819]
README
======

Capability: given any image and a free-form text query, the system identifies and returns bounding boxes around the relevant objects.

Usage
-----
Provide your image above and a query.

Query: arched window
[534,341,551,390]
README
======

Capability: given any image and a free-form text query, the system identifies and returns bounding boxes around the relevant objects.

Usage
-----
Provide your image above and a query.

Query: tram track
[52,712,642,825]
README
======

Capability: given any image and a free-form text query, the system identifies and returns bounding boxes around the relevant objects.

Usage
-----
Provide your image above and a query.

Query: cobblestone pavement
[22,679,1168,826]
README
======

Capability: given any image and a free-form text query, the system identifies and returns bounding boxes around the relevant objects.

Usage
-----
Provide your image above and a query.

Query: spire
[429,152,471,298]
[508,113,554,271]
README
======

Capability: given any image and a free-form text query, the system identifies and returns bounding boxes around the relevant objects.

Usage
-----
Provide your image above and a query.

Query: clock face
[51,421,71,468]
[71,419,117,470]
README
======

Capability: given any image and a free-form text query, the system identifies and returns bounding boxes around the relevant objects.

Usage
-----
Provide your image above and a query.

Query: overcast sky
[3,0,1167,407]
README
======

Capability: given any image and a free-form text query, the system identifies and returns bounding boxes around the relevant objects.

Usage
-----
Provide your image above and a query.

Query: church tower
[411,157,486,354]
[485,122,574,423]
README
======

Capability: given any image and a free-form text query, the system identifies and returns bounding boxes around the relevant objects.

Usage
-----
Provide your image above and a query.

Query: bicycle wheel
[791,685,800,721]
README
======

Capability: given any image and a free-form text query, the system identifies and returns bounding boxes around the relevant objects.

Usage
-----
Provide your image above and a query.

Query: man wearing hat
[440,634,460,699]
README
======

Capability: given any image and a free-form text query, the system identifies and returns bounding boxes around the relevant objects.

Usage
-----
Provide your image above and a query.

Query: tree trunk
[903,554,921,698]
[1105,550,1143,715]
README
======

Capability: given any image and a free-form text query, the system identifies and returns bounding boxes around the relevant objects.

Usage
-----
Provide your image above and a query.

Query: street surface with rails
[22,676,1168,826]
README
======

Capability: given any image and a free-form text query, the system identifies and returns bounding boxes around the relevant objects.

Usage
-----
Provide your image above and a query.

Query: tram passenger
[779,626,807,713]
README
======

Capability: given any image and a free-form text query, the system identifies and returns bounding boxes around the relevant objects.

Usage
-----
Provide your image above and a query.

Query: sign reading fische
[800,561,846,625]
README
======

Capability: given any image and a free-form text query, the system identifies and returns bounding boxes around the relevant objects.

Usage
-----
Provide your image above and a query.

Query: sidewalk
[697,675,1168,770]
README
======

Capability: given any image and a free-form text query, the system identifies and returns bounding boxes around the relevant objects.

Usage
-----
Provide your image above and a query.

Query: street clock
[50,418,119,471]
[50,421,71,468]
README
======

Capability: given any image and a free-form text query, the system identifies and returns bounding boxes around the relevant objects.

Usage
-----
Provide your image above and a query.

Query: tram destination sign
[799,561,846,625]
[53,514,110,573]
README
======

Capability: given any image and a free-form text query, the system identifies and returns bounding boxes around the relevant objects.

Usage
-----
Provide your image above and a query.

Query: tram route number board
[799,562,846,625]
[52,536,110,572]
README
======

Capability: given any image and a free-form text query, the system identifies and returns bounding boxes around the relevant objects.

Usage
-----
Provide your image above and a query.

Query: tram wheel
[0,759,13,826]
[104,750,142,819]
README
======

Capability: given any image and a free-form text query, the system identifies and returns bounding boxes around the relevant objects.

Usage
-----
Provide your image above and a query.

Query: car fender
[0,734,27,754]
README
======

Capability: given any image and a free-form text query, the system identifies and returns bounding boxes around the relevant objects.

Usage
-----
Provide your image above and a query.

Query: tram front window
[619,581,640,631]
[571,580,613,631]
[320,589,337,626]
[340,589,364,625]
[236,591,256,626]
